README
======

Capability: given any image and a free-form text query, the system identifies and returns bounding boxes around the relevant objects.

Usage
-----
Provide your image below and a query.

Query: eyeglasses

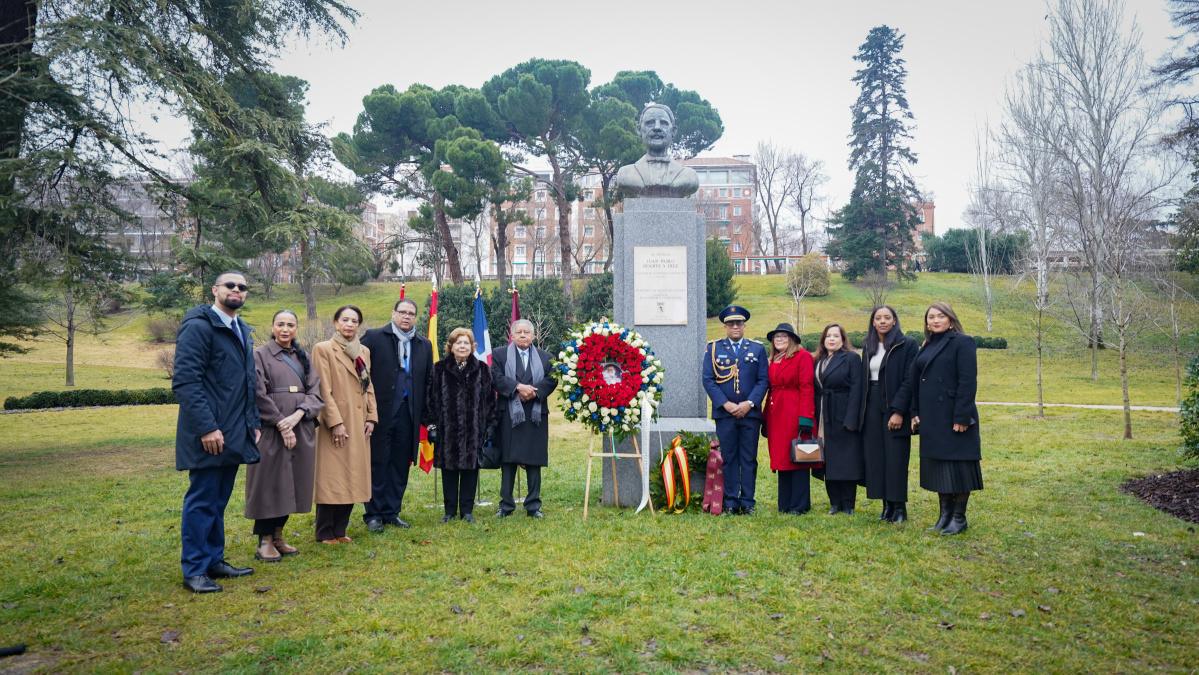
[395,310,417,317]
[221,282,249,292]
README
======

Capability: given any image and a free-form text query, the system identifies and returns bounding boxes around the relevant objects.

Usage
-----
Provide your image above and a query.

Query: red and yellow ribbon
[659,435,692,513]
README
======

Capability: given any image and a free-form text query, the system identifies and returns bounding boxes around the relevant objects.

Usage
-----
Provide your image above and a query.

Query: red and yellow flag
[417,277,438,473]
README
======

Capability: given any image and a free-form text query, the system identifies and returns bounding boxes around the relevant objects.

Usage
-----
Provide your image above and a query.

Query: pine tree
[826,25,921,282]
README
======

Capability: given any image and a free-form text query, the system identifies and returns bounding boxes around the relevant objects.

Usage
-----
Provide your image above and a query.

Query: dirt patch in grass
[1121,469,1199,523]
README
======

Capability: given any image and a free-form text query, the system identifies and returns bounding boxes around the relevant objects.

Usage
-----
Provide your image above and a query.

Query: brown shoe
[319,538,341,545]
[336,535,353,543]
[255,537,282,562]
[272,528,298,556]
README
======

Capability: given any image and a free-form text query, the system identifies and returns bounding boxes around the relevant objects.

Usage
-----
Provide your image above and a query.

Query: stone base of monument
[600,417,715,507]
[601,197,713,508]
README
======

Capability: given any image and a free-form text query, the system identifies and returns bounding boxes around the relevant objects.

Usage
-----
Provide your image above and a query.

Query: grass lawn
[0,272,1195,671]
[0,403,1195,672]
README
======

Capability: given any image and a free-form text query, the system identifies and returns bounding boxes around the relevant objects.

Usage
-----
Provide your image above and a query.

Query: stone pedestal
[602,197,713,506]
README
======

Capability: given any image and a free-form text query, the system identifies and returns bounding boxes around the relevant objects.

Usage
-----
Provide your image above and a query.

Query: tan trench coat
[312,340,379,504]
[245,340,324,520]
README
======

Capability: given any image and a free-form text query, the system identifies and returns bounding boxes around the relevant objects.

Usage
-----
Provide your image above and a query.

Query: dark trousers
[365,405,414,522]
[499,463,542,514]
[315,504,353,541]
[825,480,858,510]
[181,465,239,578]
[777,469,811,513]
[715,416,761,511]
[252,515,288,537]
[442,469,479,517]
[863,383,911,502]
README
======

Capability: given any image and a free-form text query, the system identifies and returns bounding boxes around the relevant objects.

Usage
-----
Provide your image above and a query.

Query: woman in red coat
[762,323,817,515]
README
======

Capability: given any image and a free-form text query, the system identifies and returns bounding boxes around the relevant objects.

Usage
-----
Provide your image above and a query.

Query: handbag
[791,417,823,465]
[478,435,501,470]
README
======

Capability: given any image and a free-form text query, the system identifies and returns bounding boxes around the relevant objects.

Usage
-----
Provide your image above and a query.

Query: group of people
[702,302,983,533]
[173,271,556,594]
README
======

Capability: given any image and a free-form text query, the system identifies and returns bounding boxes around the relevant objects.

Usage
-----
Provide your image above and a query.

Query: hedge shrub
[4,388,177,411]
[1182,355,1199,461]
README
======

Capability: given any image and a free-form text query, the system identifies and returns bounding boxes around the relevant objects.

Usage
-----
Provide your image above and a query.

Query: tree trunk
[545,161,574,316]
[433,193,463,285]
[1035,306,1044,418]
[492,207,509,293]
[600,173,616,273]
[63,287,76,386]
[300,236,317,323]
[1119,325,1131,440]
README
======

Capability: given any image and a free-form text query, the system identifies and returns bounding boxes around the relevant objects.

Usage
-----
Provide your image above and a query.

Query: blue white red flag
[473,286,492,365]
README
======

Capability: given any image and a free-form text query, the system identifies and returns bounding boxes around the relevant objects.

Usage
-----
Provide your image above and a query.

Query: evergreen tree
[826,25,921,282]
[706,239,737,317]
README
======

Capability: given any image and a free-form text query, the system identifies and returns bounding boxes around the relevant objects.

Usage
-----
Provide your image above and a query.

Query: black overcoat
[857,335,920,436]
[423,356,496,470]
[814,350,864,481]
[899,331,982,461]
[362,325,432,446]
[492,344,558,467]
[173,305,261,470]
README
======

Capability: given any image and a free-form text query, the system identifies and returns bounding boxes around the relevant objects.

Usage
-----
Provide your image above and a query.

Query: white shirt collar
[211,304,236,329]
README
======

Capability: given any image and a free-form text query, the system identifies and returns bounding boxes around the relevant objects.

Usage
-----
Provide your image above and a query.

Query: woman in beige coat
[245,310,324,561]
[312,305,378,544]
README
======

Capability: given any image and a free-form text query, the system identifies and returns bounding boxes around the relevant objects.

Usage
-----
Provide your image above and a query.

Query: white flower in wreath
[588,401,597,412]
[653,373,663,383]
[581,394,589,402]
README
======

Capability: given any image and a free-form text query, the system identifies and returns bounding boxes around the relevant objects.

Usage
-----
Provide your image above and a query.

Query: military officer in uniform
[702,305,769,514]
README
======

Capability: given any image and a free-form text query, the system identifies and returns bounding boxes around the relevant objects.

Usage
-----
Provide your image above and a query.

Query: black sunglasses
[221,282,249,292]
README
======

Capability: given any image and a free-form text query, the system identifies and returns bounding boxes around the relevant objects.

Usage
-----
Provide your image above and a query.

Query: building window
[585,189,594,200]
[719,187,728,197]
[584,207,596,218]
[734,223,743,234]
[733,241,742,253]
[719,205,728,219]
[584,225,594,237]
[719,225,729,236]
[515,245,526,261]
[536,207,546,220]
[733,206,742,217]
[536,190,546,201]
[514,225,527,239]
[536,226,547,238]
[583,244,593,256]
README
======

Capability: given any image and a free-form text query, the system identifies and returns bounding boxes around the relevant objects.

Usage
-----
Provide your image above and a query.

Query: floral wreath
[553,319,664,438]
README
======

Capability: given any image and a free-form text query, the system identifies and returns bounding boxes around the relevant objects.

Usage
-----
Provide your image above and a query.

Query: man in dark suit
[361,298,433,531]
[492,319,558,518]
[173,271,261,593]
[702,305,769,515]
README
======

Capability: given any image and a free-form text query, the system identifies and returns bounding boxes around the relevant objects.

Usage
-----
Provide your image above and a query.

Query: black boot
[890,502,908,523]
[880,501,894,521]
[841,500,855,515]
[929,493,952,531]
[940,493,970,535]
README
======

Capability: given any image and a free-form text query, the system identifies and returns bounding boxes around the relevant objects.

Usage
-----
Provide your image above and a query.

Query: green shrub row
[756,331,1008,350]
[4,388,177,411]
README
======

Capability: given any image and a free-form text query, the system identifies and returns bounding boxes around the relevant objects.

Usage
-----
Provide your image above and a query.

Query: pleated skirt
[919,457,984,493]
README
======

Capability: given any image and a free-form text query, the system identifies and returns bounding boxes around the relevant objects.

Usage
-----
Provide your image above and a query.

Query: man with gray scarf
[361,298,432,531]
[491,319,557,518]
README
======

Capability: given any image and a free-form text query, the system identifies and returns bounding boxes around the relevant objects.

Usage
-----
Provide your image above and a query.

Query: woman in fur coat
[424,327,496,523]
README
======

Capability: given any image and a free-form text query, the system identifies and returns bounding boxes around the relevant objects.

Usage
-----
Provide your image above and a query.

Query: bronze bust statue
[614,103,699,198]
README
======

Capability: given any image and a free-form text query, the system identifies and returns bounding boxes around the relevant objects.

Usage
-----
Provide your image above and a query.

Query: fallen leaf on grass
[820,648,833,662]
[450,605,463,615]
[1133,531,1146,537]
[1037,605,1052,613]
[160,630,180,644]
[516,634,524,642]
[769,613,785,620]
[937,621,955,630]
[734,570,748,579]
[580,637,593,647]
[773,654,787,663]
[1045,587,1060,594]
[1011,609,1026,618]
[644,638,658,652]
[978,612,991,620]
[3,603,18,610]
[573,586,584,594]
[254,586,271,594]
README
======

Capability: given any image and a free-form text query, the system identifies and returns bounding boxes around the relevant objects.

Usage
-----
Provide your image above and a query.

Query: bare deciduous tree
[787,153,829,256]
[754,141,799,272]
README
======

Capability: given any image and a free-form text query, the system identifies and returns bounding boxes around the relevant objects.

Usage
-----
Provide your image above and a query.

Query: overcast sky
[159,0,1182,233]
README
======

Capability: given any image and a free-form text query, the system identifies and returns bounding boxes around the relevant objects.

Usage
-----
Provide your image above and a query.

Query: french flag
[473,286,492,365]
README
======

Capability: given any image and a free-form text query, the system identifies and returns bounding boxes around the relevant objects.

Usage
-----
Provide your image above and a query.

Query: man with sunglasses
[173,271,262,593]
[360,298,433,532]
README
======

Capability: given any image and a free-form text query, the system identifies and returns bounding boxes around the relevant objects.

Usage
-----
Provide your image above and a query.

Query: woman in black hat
[762,323,816,514]
[858,306,920,522]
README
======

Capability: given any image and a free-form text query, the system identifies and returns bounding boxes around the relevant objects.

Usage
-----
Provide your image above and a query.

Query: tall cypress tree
[826,25,921,281]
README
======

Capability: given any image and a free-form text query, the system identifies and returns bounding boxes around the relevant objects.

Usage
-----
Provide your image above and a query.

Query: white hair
[511,319,536,334]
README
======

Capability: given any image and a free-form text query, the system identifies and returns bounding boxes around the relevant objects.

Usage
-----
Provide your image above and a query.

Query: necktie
[730,340,739,357]
[231,319,244,348]
[402,341,409,372]
[520,350,529,372]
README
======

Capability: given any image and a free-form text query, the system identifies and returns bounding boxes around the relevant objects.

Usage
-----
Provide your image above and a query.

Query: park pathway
[979,401,1179,413]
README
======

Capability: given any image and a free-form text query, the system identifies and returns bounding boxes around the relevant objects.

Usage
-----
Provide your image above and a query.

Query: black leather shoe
[206,560,253,579]
[828,505,841,515]
[890,503,908,523]
[741,507,755,516]
[880,501,894,521]
[527,510,544,519]
[495,510,513,518]
[441,514,454,523]
[366,518,385,533]
[183,575,222,593]
[461,513,475,523]
[386,517,411,529]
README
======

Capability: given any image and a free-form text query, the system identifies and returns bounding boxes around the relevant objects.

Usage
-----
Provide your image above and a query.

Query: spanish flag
[417,276,438,473]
